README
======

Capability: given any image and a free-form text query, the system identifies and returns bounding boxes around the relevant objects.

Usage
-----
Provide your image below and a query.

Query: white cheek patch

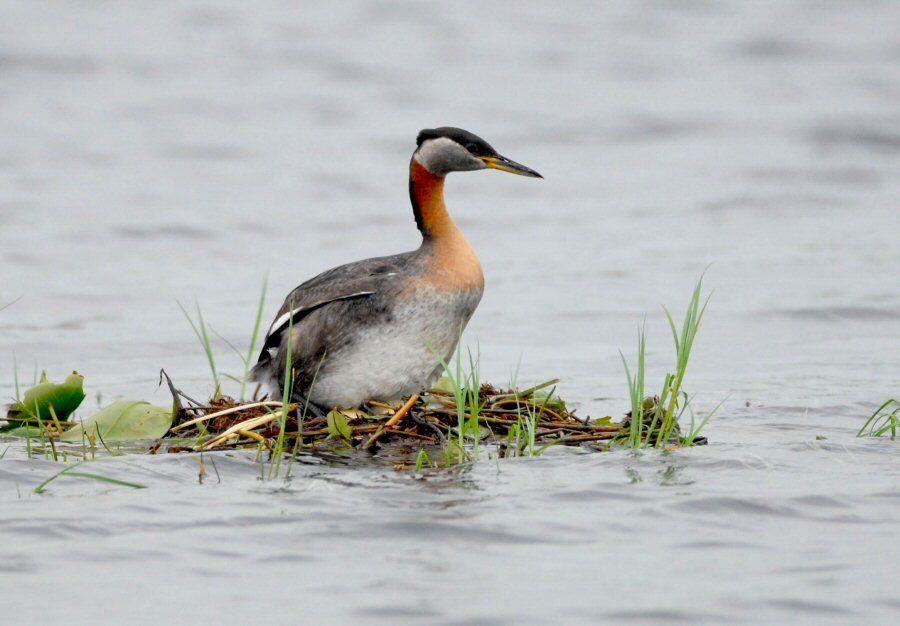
[415,137,458,171]
[415,138,484,175]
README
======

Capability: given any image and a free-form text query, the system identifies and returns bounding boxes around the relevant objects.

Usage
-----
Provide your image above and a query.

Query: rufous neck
[409,159,459,241]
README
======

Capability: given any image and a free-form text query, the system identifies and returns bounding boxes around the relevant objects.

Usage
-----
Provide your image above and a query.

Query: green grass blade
[415,449,431,472]
[242,277,268,401]
[270,301,294,480]
[34,463,145,493]
[63,472,146,490]
[426,333,468,464]
[34,460,143,493]
[13,353,21,403]
[178,300,220,396]
[858,399,900,437]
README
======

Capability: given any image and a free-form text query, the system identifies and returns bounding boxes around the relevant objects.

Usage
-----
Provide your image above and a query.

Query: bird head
[413,127,542,179]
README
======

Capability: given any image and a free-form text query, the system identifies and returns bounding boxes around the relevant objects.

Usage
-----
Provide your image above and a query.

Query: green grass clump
[504,380,562,458]
[213,279,268,401]
[857,399,900,438]
[178,301,221,399]
[178,279,268,401]
[428,342,569,462]
[619,276,718,449]
[268,303,293,480]
[428,337,487,464]
[414,448,432,472]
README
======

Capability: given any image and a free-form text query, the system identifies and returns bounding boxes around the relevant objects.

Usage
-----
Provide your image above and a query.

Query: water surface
[2,1,899,623]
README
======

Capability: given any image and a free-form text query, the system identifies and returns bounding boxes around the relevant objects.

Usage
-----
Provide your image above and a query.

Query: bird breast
[308,284,483,408]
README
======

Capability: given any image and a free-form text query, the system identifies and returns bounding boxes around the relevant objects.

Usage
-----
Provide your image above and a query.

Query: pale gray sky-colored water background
[1,1,899,624]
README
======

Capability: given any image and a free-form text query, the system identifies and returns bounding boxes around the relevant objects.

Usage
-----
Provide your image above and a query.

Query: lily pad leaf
[326,410,353,441]
[6,371,86,424]
[60,400,173,443]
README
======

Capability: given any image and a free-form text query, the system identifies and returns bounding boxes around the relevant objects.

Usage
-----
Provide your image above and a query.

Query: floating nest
[157,376,705,461]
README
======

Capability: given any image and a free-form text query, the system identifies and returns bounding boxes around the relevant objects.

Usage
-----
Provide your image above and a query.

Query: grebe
[250,127,541,413]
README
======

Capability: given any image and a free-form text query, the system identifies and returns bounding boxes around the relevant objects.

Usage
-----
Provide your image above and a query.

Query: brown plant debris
[157,378,660,455]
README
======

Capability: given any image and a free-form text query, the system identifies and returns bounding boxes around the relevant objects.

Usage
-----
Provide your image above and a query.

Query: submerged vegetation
[2,277,719,489]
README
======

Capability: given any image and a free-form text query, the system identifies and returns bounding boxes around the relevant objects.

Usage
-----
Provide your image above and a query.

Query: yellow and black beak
[481,154,543,178]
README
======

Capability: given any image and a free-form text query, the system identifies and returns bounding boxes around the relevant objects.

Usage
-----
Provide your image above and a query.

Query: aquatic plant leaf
[430,376,457,394]
[326,410,353,441]
[591,416,615,426]
[470,425,492,441]
[60,400,173,443]
[530,390,567,412]
[338,408,368,420]
[0,425,44,438]
[5,371,86,424]
[443,439,465,465]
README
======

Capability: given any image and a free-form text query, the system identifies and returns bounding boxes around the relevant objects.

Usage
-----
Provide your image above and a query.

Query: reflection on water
[2,0,900,623]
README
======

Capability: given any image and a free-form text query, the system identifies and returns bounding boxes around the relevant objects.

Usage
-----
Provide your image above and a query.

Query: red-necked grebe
[250,127,541,414]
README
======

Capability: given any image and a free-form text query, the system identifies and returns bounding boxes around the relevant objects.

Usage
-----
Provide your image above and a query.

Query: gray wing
[252,251,417,373]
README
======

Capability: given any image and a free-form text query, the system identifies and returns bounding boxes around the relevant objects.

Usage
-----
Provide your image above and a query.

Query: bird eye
[465,142,478,153]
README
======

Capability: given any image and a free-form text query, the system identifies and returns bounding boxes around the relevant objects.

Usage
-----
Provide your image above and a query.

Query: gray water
[2,1,900,623]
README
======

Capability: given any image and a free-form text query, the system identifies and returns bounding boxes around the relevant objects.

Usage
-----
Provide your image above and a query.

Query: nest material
[159,378,707,458]
[162,379,630,453]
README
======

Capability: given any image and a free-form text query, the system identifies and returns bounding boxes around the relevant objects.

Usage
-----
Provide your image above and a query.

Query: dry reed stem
[172,401,288,432]
[238,429,268,445]
[384,394,419,428]
[199,413,277,449]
